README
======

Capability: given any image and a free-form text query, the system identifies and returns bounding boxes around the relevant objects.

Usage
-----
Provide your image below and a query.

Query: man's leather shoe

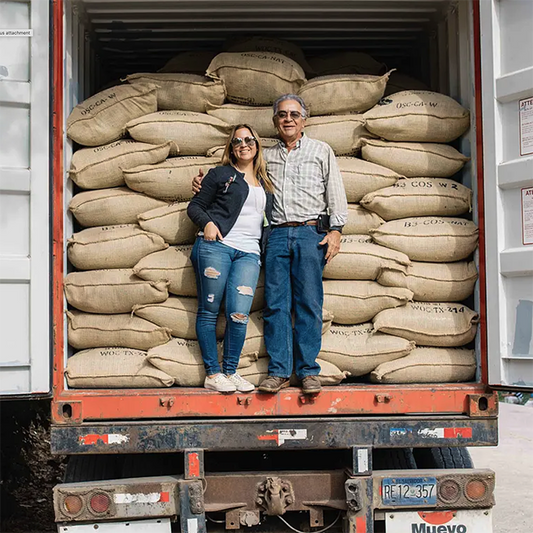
[302,375,322,395]
[258,376,290,393]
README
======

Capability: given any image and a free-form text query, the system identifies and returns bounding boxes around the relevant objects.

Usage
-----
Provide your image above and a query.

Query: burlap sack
[67,225,168,270]
[314,360,350,385]
[207,137,278,158]
[133,245,197,297]
[225,35,313,74]
[206,103,277,137]
[372,302,479,347]
[133,296,199,339]
[370,347,476,383]
[65,347,174,388]
[377,261,478,302]
[319,323,415,376]
[124,157,220,202]
[146,338,257,386]
[337,157,403,203]
[158,51,218,74]
[307,52,386,76]
[234,309,334,358]
[360,178,472,220]
[206,52,306,106]
[323,235,410,281]
[344,205,384,235]
[241,358,348,387]
[361,139,470,178]
[369,217,479,262]
[364,91,470,143]
[67,310,172,351]
[238,358,269,386]
[298,72,391,115]
[125,73,226,112]
[69,188,168,227]
[69,140,174,190]
[66,83,158,146]
[305,115,373,156]
[323,281,413,324]
[126,111,231,156]
[64,269,169,314]
[135,303,329,348]
[138,202,197,245]
[384,72,429,96]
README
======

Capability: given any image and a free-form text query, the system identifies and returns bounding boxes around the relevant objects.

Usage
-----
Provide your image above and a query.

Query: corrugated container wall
[0,1,50,395]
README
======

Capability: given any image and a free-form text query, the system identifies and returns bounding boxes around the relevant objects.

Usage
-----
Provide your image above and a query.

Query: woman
[187,124,273,393]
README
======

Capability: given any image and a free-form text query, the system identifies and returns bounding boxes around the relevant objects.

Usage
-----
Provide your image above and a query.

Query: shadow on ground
[1,399,66,532]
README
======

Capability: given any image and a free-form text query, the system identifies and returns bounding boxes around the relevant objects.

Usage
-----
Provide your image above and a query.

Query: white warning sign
[522,187,533,246]
[519,98,533,156]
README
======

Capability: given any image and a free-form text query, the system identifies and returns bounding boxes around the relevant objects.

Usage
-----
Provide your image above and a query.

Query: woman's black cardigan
[187,165,273,254]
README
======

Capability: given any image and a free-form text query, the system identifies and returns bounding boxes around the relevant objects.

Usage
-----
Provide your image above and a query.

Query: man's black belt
[272,220,317,228]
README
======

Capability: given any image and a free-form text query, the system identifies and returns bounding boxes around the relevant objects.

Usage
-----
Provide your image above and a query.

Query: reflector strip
[417,427,473,439]
[79,433,129,445]
[114,492,170,504]
[188,452,200,478]
[356,516,367,531]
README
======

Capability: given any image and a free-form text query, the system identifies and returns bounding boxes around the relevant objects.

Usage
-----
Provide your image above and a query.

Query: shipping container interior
[58,0,485,406]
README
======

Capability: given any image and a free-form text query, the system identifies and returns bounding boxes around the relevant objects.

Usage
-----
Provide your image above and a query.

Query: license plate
[385,509,493,533]
[382,477,437,506]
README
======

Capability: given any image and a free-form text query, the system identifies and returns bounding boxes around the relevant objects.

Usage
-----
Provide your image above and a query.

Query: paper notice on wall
[522,187,533,245]
[519,98,533,156]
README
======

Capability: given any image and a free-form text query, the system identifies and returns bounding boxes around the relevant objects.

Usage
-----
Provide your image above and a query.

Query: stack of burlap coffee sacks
[318,79,477,385]
[63,36,477,389]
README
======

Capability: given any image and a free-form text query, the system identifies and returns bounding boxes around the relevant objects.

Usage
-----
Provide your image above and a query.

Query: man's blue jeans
[191,238,261,376]
[263,225,327,380]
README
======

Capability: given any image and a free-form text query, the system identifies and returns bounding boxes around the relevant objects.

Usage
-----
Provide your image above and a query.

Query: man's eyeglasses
[275,111,304,120]
[231,136,257,147]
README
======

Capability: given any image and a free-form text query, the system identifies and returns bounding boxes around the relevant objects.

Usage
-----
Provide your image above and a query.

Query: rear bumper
[51,415,497,455]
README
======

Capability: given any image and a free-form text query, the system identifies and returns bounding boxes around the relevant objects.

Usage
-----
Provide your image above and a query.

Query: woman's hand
[204,221,223,241]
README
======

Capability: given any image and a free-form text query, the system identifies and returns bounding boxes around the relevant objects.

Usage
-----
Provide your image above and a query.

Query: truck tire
[413,447,473,469]
[64,455,120,483]
[121,454,180,478]
[374,448,417,469]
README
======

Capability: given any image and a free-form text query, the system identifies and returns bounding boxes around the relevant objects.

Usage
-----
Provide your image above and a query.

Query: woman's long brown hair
[221,124,274,193]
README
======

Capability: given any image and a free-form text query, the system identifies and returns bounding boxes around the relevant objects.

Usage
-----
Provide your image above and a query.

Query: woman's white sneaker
[204,373,236,393]
[226,373,255,392]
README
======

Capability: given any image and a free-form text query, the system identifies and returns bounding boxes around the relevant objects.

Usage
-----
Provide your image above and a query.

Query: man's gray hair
[273,94,309,118]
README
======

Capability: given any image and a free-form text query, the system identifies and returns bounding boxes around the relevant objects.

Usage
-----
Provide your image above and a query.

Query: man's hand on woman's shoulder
[192,168,204,195]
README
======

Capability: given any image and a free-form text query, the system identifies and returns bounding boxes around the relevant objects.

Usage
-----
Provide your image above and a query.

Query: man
[194,94,347,395]
[258,94,347,395]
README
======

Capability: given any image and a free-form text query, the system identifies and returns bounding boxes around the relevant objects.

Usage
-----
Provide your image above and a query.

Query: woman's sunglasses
[231,136,257,148]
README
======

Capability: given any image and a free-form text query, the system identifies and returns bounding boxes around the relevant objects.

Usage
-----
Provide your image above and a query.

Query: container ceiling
[77,0,456,79]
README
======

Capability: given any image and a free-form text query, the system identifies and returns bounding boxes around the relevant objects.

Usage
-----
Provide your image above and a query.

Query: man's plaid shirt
[264,134,348,228]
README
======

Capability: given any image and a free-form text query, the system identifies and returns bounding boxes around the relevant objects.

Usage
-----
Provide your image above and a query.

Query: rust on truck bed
[51,385,497,424]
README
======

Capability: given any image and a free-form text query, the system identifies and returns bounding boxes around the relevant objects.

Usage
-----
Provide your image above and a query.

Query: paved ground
[468,402,533,533]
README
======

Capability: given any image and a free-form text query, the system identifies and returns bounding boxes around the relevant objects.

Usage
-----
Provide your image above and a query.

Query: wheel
[120,454,181,478]
[374,448,417,469]
[413,447,473,469]
[64,455,120,483]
